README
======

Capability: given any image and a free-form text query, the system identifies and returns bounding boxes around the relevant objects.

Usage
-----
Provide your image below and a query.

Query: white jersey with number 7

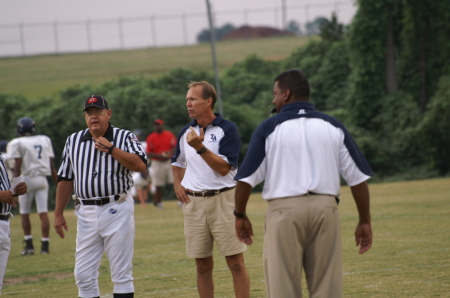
[7,135,55,177]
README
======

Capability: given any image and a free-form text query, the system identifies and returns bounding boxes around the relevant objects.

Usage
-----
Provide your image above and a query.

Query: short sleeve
[57,137,74,181]
[125,132,148,167]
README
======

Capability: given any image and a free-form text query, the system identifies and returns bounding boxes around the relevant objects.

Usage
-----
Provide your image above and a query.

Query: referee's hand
[94,137,112,153]
[54,214,69,239]
[14,182,27,196]
[0,190,15,205]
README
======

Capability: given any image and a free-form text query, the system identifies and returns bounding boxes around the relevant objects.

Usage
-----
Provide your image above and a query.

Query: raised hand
[186,127,204,150]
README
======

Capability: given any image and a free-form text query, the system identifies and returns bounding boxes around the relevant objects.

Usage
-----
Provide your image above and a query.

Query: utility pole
[205,0,224,116]
[281,0,287,30]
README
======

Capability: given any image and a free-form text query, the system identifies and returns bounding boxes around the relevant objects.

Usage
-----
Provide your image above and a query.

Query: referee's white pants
[0,220,11,294]
[74,195,135,297]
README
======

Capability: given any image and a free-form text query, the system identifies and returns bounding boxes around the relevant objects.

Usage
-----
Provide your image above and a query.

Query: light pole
[205,0,224,116]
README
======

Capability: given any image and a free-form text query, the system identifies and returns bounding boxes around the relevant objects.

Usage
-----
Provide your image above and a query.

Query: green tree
[347,0,390,130]
[398,0,450,112]
[285,20,302,36]
[305,17,327,35]
[0,94,30,140]
[411,76,450,175]
[151,68,214,94]
[221,54,279,118]
[319,12,344,42]
[310,41,351,111]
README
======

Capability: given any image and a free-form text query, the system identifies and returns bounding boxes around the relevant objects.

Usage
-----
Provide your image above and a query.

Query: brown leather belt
[185,186,235,197]
[0,214,10,221]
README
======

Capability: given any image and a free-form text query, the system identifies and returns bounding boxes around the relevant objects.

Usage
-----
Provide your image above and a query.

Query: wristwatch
[196,146,207,154]
[233,210,246,218]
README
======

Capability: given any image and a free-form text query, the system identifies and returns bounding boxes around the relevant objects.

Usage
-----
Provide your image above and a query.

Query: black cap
[83,95,109,112]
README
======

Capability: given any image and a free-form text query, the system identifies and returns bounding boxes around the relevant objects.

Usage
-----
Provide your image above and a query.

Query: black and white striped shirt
[57,123,147,199]
[0,153,12,214]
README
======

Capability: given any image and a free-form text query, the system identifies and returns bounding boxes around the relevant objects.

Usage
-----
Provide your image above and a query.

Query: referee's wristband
[233,210,246,218]
[108,145,115,155]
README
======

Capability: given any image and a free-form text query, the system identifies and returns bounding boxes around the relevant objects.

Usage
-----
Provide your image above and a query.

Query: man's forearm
[198,149,232,176]
[111,149,147,172]
[172,165,186,185]
[235,181,253,214]
[350,181,371,223]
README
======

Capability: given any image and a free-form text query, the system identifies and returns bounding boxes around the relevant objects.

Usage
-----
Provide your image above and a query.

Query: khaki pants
[264,194,342,298]
[183,189,246,258]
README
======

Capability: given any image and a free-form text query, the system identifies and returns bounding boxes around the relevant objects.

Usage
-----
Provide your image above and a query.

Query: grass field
[3,177,449,297]
[0,36,313,101]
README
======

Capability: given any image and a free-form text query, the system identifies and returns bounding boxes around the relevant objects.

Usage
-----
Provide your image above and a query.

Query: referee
[54,95,147,298]
[0,153,27,294]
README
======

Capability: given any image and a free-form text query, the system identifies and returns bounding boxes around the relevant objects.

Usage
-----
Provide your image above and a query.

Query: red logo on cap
[87,97,98,103]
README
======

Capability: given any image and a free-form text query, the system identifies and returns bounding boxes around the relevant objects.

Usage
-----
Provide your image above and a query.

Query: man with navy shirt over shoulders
[172,81,250,298]
[234,69,373,298]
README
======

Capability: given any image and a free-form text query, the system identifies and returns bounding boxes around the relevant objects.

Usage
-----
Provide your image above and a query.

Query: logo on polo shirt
[298,109,306,114]
[88,97,98,103]
[109,208,117,214]
[210,134,217,142]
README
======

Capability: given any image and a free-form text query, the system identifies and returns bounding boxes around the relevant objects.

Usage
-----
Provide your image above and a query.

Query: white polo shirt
[235,102,372,201]
[171,114,240,191]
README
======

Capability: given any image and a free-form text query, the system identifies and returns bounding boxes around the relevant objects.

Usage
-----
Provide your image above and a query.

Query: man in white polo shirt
[234,69,373,298]
[172,81,250,298]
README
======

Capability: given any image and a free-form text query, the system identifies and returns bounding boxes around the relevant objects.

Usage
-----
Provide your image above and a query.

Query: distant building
[221,25,294,41]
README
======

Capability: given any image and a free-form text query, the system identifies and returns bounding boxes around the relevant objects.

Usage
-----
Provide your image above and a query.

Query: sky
[0,0,357,57]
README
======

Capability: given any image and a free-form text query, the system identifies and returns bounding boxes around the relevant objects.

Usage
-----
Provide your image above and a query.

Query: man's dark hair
[275,69,310,100]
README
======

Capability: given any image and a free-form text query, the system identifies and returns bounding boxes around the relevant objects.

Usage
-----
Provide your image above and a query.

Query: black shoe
[21,239,34,256]
[41,240,49,254]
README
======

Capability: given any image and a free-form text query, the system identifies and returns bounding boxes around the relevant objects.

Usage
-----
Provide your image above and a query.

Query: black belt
[77,194,120,206]
[306,192,340,205]
[0,214,10,221]
[185,186,235,197]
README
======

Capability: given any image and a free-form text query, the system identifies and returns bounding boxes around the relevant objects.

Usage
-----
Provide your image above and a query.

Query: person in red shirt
[145,119,177,209]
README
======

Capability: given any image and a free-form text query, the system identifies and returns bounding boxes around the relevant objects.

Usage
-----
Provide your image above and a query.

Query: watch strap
[233,210,246,218]
[196,146,207,154]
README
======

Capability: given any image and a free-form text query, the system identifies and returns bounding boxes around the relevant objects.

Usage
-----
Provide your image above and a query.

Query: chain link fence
[0,1,355,57]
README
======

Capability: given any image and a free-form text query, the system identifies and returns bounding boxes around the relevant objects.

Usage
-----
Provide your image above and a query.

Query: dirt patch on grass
[4,272,73,286]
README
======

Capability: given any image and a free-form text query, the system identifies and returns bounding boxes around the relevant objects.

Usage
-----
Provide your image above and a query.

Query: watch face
[197,146,207,154]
